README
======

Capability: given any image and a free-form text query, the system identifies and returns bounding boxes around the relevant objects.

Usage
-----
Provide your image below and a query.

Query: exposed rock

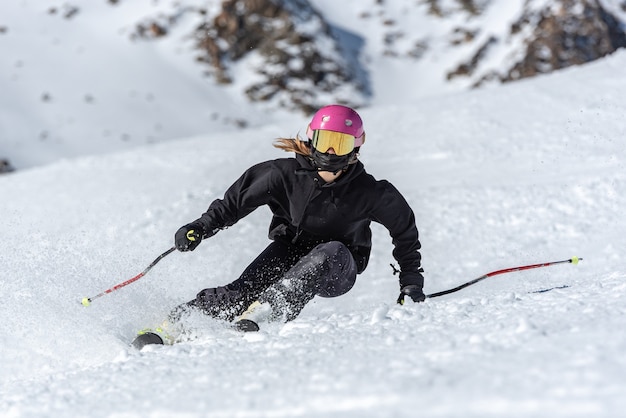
[131,14,181,40]
[504,0,626,82]
[447,36,497,79]
[48,4,80,19]
[122,0,626,110]
[0,159,15,174]
[427,0,626,87]
[192,0,366,113]
[424,0,490,18]
[449,27,479,46]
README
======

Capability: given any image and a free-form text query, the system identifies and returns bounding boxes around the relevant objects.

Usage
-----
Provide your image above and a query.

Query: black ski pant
[185,240,357,321]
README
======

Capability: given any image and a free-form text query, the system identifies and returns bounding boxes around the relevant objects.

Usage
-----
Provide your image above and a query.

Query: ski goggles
[310,129,356,156]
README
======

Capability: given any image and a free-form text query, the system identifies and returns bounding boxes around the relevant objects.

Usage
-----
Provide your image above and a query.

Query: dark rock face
[505,0,626,82]
[0,159,15,174]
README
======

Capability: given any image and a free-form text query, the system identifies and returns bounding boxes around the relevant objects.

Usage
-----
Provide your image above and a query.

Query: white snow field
[1,49,626,417]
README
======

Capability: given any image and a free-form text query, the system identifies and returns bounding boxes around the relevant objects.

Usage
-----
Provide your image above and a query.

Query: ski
[234,318,260,332]
[131,319,260,350]
[131,331,164,350]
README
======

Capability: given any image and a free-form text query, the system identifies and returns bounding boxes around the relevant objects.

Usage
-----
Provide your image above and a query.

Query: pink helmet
[306,105,365,147]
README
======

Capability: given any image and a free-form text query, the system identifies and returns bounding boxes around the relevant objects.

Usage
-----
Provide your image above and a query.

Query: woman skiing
[173,104,425,325]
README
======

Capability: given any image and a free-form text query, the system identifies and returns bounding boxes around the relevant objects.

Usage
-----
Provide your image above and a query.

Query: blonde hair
[273,136,312,156]
[273,135,360,165]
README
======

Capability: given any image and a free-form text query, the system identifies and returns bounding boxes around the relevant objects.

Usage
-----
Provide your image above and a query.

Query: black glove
[175,223,204,252]
[397,284,426,305]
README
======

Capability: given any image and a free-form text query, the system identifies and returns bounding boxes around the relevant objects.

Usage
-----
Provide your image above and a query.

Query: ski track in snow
[2,46,626,418]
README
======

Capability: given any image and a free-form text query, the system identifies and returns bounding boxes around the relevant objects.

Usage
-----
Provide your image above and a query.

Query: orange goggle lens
[311,130,356,156]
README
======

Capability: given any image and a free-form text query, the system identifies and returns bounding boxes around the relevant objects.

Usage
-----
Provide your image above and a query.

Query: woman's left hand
[396,285,426,304]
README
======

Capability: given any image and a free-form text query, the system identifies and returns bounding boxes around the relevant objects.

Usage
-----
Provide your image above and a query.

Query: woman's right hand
[174,223,204,251]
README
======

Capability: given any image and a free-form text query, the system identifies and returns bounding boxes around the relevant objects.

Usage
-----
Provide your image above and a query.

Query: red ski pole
[81,247,176,306]
[424,256,582,299]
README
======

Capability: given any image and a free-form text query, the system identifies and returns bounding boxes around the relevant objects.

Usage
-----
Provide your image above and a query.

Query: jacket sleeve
[371,181,424,289]
[191,161,274,237]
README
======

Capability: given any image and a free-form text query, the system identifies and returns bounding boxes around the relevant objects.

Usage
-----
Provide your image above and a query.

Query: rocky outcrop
[130,0,366,113]
[0,159,15,174]
[191,0,366,114]
[505,0,626,81]
[447,0,626,85]
[127,0,626,108]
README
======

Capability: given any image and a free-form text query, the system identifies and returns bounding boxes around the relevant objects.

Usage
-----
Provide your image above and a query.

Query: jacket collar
[294,153,364,187]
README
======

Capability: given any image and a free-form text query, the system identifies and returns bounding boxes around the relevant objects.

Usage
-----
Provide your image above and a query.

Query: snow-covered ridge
[2,0,626,170]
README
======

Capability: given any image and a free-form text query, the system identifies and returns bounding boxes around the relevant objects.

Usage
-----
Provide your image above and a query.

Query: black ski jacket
[192,154,424,288]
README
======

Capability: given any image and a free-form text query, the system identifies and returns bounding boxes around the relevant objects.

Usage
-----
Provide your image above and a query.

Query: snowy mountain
[2,0,626,170]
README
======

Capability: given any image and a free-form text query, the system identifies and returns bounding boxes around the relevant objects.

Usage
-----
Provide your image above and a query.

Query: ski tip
[81,297,91,307]
[131,332,164,350]
[235,319,260,332]
[570,256,583,265]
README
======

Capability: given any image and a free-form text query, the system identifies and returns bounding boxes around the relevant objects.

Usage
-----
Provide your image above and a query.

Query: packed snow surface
[2,38,626,418]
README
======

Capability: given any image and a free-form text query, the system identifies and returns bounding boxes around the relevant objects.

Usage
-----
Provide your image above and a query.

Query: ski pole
[81,246,176,307]
[424,256,582,299]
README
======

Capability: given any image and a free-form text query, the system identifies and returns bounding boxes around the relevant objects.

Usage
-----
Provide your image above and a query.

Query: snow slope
[0,0,291,169]
[1,48,626,416]
[8,0,626,173]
